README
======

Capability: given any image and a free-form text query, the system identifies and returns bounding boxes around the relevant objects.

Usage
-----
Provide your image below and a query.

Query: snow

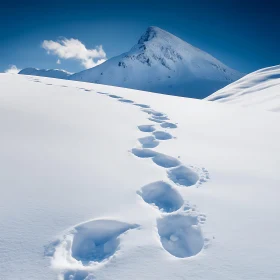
[69,27,243,98]
[0,73,280,280]
[206,65,280,112]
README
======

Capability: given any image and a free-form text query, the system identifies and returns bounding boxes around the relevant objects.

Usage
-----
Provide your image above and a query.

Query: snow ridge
[206,65,280,112]
[44,84,210,280]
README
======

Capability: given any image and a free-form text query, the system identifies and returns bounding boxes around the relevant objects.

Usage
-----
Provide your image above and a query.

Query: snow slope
[0,73,280,280]
[19,67,71,79]
[206,65,280,112]
[70,27,242,98]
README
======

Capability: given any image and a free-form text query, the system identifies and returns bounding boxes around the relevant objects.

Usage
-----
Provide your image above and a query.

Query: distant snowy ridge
[70,26,243,98]
[206,65,280,112]
[19,67,72,79]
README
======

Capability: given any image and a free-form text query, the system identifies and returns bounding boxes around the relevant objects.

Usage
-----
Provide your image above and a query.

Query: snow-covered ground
[206,65,280,112]
[0,73,280,280]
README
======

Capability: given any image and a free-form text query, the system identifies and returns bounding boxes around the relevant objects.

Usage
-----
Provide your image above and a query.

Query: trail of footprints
[44,89,209,280]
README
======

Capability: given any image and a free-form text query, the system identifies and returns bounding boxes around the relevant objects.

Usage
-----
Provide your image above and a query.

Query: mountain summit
[70,26,243,98]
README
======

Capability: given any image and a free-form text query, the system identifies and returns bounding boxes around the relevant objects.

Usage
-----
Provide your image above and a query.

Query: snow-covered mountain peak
[19,67,72,79]
[63,26,244,98]
[137,26,159,44]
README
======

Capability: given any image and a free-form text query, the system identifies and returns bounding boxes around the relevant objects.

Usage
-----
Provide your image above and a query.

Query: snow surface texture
[1,73,280,280]
[69,26,242,98]
[19,67,72,79]
[206,65,280,112]
[44,80,209,279]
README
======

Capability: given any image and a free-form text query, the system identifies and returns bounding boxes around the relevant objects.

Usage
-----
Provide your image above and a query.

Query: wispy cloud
[5,65,21,74]
[42,38,107,69]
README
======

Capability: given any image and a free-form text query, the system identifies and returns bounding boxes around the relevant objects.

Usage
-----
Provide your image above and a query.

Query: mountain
[19,67,71,79]
[206,65,280,112]
[1,73,280,280]
[69,26,243,98]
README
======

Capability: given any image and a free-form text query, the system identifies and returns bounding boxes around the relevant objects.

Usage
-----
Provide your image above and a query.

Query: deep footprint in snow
[142,109,165,117]
[137,181,183,213]
[134,103,150,109]
[46,219,139,266]
[153,131,173,140]
[71,220,139,264]
[132,148,180,168]
[131,148,158,158]
[168,165,199,187]
[151,115,169,121]
[138,136,159,148]
[97,91,108,95]
[160,122,177,129]
[108,94,121,99]
[152,154,181,168]
[119,98,134,103]
[157,214,204,258]
[149,117,165,123]
[138,125,155,133]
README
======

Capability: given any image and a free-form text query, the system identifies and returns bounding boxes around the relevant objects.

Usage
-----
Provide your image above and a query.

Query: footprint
[71,220,138,264]
[138,136,159,148]
[46,220,138,280]
[46,220,139,264]
[134,104,150,109]
[167,166,199,187]
[152,115,169,121]
[137,181,183,213]
[119,98,134,103]
[153,131,173,140]
[131,148,158,158]
[138,125,155,133]
[132,148,180,169]
[108,94,121,99]
[160,122,177,129]
[157,214,204,258]
[149,118,165,123]
[142,109,165,117]
[152,154,181,168]
[97,91,108,95]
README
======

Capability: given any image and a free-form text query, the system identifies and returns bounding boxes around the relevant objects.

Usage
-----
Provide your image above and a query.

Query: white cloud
[56,59,61,64]
[5,65,21,74]
[42,38,107,69]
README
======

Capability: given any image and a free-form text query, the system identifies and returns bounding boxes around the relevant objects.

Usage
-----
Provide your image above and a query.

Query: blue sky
[1,0,279,74]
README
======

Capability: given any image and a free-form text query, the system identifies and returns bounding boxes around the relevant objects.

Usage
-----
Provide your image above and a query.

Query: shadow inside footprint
[119,98,134,103]
[138,125,155,133]
[157,214,204,258]
[160,122,177,129]
[71,220,138,264]
[138,136,159,148]
[149,117,165,123]
[134,104,150,108]
[153,131,173,140]
[152,154,181,168]
[131,148,158,158]
[138,181,183,213]
[108,94,121,99]
[168,166,199,186]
